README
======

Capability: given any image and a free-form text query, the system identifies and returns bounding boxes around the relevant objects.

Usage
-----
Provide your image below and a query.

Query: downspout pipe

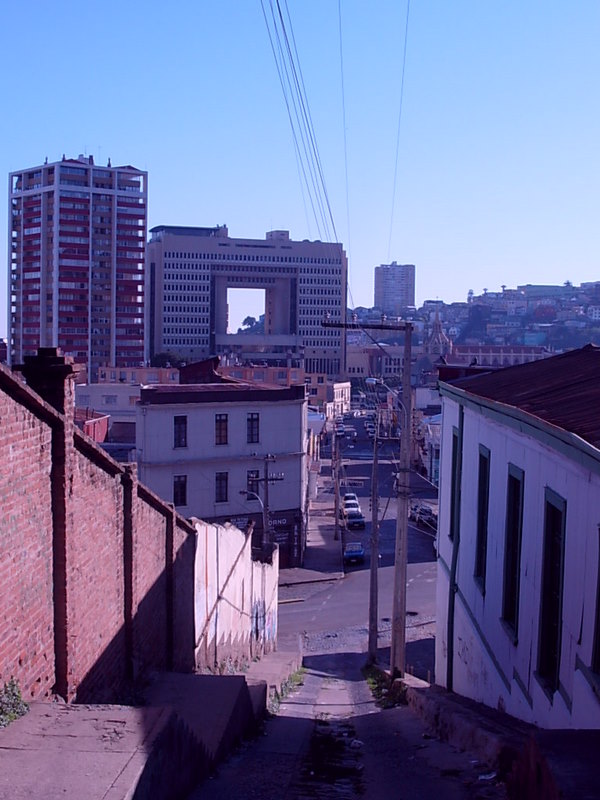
[446,404,464,691]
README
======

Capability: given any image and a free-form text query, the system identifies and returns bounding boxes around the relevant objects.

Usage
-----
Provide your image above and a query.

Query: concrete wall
[192,520,278,671]
[436,394,600,728]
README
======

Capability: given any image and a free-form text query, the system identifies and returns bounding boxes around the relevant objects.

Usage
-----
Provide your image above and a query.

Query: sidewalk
[279,481,344,587]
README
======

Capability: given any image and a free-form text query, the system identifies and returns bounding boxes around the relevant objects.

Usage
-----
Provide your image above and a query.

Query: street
[187,418,505,798]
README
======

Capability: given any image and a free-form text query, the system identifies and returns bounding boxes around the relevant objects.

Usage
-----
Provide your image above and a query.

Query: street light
[365,370,412,678]
[239,489,268,545]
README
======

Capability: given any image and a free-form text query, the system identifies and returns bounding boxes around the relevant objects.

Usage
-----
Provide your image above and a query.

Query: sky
[1,1,599,336]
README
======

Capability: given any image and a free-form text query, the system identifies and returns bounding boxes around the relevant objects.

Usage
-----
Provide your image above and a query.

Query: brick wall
[67,444,127,701]
[0,352,199,702]
[0,382,55,700]
[1,350,279,704]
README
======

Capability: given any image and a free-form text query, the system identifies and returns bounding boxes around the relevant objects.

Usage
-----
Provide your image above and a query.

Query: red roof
[444,344,600,448]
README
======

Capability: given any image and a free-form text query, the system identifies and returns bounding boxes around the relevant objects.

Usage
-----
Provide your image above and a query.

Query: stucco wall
[193,520,278,671]
[137,397,306,524]
[437,394,600,728]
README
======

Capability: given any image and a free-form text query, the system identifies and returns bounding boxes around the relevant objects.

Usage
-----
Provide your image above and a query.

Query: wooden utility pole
[390,326,412,677]
[322,318,413,677]
[261,453,280,548]
[368,417,380,663]
[333,432,340,540]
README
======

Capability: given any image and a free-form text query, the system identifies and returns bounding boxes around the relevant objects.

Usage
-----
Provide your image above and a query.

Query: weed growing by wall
[0,678,29,728]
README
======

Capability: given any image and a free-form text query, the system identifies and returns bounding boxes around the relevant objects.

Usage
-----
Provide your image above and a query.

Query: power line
[387,0,411,261]
[338,0,352,259]
[261,0,339,244]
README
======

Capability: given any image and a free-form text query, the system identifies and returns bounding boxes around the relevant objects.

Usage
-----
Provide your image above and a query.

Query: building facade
[147,225,347,377]
[373,262,415,315]
[8,155,147,380]
[136,381,308,567]
[436,346,600,728]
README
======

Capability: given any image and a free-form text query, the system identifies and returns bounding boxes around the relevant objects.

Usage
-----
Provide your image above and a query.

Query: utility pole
[368,416,380,663]
[333,432,340,541]
[390,326,412,678]
[259,453,281,548]
[323,318,413,678]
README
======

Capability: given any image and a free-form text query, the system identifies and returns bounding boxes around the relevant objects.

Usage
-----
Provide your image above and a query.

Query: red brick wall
[0,389,55,699]
[0,353,200,704]
[67,445,126,701]
[132,488,170,675]
[1,351,278,705]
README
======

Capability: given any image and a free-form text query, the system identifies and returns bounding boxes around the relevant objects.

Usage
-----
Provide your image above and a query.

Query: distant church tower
[425,310,452,357]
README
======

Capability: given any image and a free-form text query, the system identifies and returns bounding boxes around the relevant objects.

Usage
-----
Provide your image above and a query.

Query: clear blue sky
[1,1,599,336]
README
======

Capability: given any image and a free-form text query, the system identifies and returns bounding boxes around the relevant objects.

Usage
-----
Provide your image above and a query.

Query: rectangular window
[247,412,259,444]
[173,475,187,506]
[247,469,260,496]
[502,464,524,639]
[537,490,566,693]
[474,446,490,591]
[215,471,228,503]
[215,413,228,445]
[449,427,460,541]
[593,526,600,675]
[173,415,187,448]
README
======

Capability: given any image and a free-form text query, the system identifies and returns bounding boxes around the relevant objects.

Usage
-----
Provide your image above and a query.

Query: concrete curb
[404,682,527,777]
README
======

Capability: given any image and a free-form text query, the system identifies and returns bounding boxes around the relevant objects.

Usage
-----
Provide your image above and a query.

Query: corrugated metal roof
[444,344,600,447]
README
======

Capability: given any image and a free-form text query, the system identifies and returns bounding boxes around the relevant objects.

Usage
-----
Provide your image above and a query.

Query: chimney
[14,348,83,416]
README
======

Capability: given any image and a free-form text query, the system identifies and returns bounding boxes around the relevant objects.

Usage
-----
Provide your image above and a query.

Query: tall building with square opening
[147,226,347,377]
[8,155,147,380]
[373,262,415,315]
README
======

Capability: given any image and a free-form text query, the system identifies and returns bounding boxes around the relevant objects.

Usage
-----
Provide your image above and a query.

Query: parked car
[340,500,361,518]
[409,503,437,529]
[343,541,365,564]
[418,507,438,529]
[343,492,359,504]
[345,510,366,530]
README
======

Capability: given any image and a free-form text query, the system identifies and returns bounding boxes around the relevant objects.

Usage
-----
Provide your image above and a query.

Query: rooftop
[444,344,600,448]
[139,382,306,406]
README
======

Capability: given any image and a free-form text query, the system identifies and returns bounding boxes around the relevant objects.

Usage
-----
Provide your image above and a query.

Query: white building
[136,380,307,567]
[147,225,347,377]
[436,345,600,728]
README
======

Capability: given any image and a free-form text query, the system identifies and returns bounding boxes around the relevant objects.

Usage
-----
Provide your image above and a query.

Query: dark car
[343,541,365,564]
[345,510,366,530]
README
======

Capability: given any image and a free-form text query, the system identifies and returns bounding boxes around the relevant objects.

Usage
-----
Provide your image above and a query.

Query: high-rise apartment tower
[373,262,415,315]
[148,226,347,377]
[8,155,147,380]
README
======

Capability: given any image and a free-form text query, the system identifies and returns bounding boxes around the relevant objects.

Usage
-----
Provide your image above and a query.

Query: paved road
[189,637,505,799]
[188,431,506,799]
